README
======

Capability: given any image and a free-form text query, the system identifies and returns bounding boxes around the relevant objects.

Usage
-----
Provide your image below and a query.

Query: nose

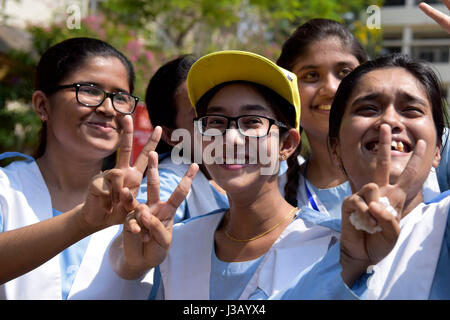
[378,105,404,134]
[224,120,246,148]
[318,73,340,98]
[95,96,117,116]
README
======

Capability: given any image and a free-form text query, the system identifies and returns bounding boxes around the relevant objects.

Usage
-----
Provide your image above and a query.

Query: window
[412,46,450,63]
[384,0,406,6]
[381,47,402,55]
[415,0,442,5]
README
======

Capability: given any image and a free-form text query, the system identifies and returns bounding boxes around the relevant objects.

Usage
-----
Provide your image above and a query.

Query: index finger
[374,124,392,187]
[133,126,162,173]
[165,163,199,212]
[395,139,427,193]
[116,115,134,169]
[146,151,160,205]
[419,2,450,33]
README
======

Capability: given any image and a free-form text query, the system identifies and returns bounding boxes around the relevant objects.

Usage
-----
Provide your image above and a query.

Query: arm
[0,117,161,285]
[0,204,94,284]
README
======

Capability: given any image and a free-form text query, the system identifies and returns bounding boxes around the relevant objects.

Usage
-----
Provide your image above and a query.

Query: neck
[225,180,294,239]
[305,134,346,188]
[36,146,104,210]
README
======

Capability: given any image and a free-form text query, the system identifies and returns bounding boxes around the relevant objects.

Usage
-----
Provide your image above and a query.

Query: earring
[280,154,286,161]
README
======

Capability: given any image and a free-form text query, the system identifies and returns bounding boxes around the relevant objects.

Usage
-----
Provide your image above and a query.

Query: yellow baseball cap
[187,50,301,131]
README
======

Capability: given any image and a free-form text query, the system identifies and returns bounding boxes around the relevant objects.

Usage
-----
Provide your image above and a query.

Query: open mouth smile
[365,139,412,154]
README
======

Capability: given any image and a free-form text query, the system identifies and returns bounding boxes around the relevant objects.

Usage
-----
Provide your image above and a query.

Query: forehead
[293,37,359,71]
[65,56,130,91]
[206,83,275,116]
[348,67,428,103]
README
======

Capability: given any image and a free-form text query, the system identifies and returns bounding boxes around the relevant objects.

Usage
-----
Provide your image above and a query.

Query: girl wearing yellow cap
[109,50,341,299]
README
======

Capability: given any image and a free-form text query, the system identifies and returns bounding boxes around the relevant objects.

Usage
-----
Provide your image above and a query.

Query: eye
[337,67,353,79]
[402,105,426,117]
[300,71,319,82]
[241,116,264,127]
[206,116,226,127]
[354,104,379,116]
[79,85,102,96]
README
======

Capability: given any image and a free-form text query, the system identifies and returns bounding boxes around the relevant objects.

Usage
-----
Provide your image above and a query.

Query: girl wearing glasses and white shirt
[109,51,340,299]
[0,37,159,299]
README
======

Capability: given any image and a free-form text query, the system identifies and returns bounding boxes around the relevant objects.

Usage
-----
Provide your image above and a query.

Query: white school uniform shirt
[273,192,450,300]
[365,194,449,299]
[0,155,153,299]
[157,208,340,299]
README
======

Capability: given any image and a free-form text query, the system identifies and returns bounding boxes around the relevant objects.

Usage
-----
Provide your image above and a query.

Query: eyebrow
[296,61,356,73]
[80,81,130,94]
[350,93,381,106]
[351,91,428,107]
[207,104,269,114]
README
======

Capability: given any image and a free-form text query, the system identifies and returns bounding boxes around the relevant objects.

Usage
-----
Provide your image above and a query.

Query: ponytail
[284,144,302,207]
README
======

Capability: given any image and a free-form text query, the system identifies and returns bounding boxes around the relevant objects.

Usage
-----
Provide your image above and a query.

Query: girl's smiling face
[292,37,359,140]
[201,83,298,193]
[334,67,441,193]
[42,56,130,160]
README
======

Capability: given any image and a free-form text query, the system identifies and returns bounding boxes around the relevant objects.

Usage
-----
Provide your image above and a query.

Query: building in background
[381,0,450,103]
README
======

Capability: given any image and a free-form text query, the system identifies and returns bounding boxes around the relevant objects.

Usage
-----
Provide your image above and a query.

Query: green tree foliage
[0,0,384,156]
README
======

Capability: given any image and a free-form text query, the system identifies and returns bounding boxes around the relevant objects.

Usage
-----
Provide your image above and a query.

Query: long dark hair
[145,54,197,154]
[329,53,448,149]
[33,37,135,159]
[277,18,368,207]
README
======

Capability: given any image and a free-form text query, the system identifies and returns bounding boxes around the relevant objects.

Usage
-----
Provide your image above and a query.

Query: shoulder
[159,155,191,175]
[0,159,37,187]
[425,190,450,205]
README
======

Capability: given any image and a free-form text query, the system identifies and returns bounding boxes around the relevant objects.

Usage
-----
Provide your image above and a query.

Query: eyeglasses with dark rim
[51,83,139,115]
[194,114,288,138]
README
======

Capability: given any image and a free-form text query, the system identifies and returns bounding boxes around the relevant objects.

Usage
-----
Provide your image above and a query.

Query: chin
[82,139,119,159]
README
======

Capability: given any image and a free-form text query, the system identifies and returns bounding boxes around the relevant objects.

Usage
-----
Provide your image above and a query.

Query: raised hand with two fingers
[77,115,162,233]
[110,150,199,279]
[339,124,428,286]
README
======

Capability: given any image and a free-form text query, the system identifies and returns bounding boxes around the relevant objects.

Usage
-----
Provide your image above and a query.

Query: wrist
[340,252,370,288]
[72,203,103,236]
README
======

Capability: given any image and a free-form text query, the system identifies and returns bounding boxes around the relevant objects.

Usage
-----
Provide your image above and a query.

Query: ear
[432,142,441,168]
[32,91,50,122]
[279,128,301,160]
[330,136,346,174]
[161,126,177,147]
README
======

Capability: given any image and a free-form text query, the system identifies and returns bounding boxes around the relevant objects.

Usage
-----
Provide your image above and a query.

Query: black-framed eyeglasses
[194,114,288,138]
[52,83,139,115]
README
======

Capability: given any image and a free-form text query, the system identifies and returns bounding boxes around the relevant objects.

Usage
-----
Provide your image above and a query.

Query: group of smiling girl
[0,1,449,300]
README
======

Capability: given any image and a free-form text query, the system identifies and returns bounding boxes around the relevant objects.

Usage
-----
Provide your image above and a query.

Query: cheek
[298,84,316,109]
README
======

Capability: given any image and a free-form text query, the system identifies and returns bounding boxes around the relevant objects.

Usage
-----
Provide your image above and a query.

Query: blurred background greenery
[0,0,384,159]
